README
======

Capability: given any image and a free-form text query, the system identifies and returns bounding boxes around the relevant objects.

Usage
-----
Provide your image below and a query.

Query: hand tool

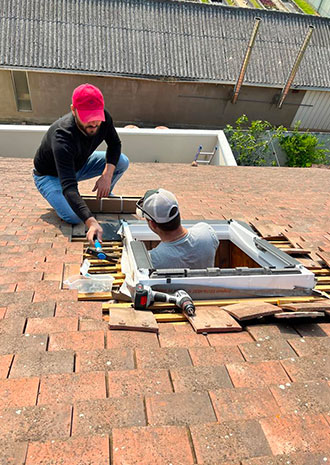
[134,283,196,316]
[85,239,119,263]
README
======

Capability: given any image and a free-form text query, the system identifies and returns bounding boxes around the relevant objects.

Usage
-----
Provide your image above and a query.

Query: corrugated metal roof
[293,90,330,129]
[1,0,330,88]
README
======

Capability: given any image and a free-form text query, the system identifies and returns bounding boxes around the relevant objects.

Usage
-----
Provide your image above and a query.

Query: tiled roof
[1,0,330,88]
[1,157,330,462]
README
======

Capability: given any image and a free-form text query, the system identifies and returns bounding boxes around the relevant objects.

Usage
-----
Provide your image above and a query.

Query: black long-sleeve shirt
[34,110,121,222]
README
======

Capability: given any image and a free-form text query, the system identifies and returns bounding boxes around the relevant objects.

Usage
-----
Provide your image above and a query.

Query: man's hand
[92,173,112,199]
[85,217,103,245]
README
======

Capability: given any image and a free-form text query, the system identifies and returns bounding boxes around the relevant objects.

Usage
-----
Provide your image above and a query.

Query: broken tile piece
[109,307,159,333]
[187,307,241,333]
[224,301,282,321]
[279,301,330,312]
[251,222,286,239]
[275,311,324,319]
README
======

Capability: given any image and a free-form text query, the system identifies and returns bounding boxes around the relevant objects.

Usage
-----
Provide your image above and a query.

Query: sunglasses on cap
[135,189,159,223]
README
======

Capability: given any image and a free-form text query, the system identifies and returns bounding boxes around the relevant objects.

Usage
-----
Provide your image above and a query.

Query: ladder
[192,145,218,165]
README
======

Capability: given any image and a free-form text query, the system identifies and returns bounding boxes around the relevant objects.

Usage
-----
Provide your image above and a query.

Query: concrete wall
[0,69,306,129]
[0,125,237,166]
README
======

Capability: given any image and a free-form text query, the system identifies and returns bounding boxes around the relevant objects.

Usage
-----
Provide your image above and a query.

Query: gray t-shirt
[150,222,219,269]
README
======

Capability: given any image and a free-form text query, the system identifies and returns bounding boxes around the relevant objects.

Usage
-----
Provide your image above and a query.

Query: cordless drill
[134,284,196,316]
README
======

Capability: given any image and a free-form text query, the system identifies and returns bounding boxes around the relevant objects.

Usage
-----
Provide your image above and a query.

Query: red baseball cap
[72,84,105,124]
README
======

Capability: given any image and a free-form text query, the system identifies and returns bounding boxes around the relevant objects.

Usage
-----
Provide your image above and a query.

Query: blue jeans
[33,151,129,224]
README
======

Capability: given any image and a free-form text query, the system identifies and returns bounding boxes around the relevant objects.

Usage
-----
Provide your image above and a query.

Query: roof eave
[2,65,330,92]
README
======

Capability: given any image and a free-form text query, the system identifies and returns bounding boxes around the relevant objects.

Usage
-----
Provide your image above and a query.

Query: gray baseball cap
[136,188,179,223]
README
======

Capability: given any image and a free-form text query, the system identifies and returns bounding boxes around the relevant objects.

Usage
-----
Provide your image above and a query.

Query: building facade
[1,0,330,130]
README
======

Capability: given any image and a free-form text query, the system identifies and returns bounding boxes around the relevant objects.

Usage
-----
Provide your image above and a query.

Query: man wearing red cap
[33,83,129,243]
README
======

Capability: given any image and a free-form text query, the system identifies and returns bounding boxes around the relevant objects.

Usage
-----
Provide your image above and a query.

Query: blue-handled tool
[86,240,119,263]
[94,240,106,260]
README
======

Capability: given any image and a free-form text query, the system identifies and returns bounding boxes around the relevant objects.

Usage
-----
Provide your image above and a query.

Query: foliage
[278,122,328,167]
[225,115,286,166]
[249,0,262,8]
[293,0,317,14]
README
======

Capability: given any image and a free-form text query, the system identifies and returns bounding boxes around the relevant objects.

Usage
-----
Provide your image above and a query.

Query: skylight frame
[119,219,316,300]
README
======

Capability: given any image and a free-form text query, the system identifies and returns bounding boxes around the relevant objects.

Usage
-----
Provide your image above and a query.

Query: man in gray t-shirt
[136,188,219,269]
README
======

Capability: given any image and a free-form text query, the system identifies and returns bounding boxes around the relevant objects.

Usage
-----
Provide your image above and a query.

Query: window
[120,219,316,300]
[11,70,32,111]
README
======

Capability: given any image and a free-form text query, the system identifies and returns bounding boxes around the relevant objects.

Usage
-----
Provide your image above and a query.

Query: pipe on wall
[231,17,261,105]
[277,26,314,109]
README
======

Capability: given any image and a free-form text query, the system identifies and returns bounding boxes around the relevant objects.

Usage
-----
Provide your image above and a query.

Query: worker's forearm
[63,188,92,223]
[102,163,115,178]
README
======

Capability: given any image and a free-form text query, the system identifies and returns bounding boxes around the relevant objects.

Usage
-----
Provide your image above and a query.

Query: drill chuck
[177,295,195,316]
[134,284,195,316]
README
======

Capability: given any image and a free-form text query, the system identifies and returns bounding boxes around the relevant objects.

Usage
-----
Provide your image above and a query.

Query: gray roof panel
[1,0,330,88]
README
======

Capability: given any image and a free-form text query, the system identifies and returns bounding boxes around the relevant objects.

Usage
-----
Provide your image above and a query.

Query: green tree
[279,122,328,167]
[225,115,286,166]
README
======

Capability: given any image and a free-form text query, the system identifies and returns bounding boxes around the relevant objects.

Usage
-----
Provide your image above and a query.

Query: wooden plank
[88,266,122,272]
[85,252,122,260]
[279,301,330,312]
[99,246,123,251]
[154,313,187,322]
[88,272,125,279]
[275,296,324,305]
[269,241,291,246]
[275,311,324,319]
[316,276,330,284]
[278,248,311,255]
[87,260,121,266]
[313,269,330,275]
[78,292,113,301]
[186,306,242,333]
[104,313,188,323]
[82,242,122,248]
[315,284,330,291]
[102,295,324,311]
[109,307,159,333]
[224,301,282,321]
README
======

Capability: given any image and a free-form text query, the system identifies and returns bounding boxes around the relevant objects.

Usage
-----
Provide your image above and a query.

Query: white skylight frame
[119,219,316,300]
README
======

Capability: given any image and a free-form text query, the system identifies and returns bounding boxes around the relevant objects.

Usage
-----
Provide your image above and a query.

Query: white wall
[0,125,237,165]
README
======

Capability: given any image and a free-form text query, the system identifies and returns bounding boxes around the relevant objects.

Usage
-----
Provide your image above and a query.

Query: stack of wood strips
[82,195,140,213]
